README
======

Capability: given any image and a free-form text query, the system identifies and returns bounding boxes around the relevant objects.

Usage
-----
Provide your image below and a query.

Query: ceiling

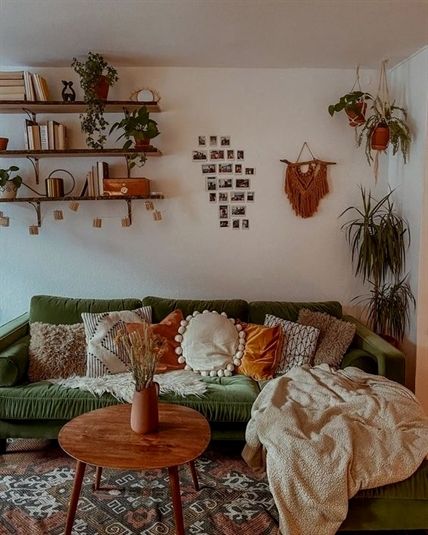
[0,0,427,69]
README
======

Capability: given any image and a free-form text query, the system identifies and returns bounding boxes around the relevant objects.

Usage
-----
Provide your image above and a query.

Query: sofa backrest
[142,296,249,323]
[29,295,143,325]
[248,301,343,325]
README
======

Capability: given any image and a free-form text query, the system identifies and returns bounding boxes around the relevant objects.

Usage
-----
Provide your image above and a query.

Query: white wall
[0,66,380,325]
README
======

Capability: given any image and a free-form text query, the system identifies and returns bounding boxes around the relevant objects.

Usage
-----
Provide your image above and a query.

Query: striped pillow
[82,307,152,377]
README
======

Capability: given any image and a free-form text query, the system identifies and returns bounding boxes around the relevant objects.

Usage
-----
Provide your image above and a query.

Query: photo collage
[193,136,255,229]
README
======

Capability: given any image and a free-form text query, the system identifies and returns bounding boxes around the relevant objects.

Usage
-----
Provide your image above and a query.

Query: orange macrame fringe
[284,162,329,218]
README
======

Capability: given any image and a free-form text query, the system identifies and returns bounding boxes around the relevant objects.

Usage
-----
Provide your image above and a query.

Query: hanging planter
[371,123,390,150]
[345,101,367,127]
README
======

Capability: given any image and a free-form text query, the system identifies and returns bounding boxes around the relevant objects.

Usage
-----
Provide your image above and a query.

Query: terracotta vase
[134,137,150,149]
[345,102,367,127]
[130,382,159,434]
[0,182,18,199]
[371,124,390,150]
[0,137,9,151]
[93,75,109,100]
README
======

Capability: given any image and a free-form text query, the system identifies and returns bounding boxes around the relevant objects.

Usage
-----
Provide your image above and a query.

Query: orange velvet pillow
[126,309,185,371]
[237,323,284,380]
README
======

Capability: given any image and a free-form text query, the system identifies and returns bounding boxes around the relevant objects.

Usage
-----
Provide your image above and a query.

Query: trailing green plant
[0,165,22,189]
[71,52,118,149]
[328,90,372,118]
[340,187,415,342]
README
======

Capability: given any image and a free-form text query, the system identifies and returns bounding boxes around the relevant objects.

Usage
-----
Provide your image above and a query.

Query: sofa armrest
[0,313,29,351]
[343,315,405,385]
[0,335,30,386]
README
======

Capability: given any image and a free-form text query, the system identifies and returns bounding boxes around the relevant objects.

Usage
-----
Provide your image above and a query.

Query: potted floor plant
[340,188,415,345]
[0,165,22,199]
[71,52,119,149]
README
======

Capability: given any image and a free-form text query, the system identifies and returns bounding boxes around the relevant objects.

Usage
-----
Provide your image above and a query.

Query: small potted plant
[328,90,373,127]
[0,165,22,199]
[71,52,119,149]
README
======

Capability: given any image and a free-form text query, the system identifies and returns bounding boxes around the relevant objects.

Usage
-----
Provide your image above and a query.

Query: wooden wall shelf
[0,100,161,114]
[0,147,162,158]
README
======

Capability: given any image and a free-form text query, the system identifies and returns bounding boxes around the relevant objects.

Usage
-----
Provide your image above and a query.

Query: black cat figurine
[61,81,76,102]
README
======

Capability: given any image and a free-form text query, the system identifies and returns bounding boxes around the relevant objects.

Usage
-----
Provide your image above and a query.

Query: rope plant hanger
[281,142,336,218]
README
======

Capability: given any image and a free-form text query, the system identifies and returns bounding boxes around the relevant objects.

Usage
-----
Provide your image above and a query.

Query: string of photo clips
[192,135,255,230]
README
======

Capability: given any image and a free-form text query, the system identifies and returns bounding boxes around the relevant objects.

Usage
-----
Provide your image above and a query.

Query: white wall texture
[1,66,384,327]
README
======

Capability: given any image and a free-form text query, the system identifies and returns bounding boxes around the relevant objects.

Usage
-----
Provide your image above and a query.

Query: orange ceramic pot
[0,137,9,150]
[93,75,109,100]
[134,137,151,149]
[371,124,390,150]
[130,382,159,434]
[345,102,367,127]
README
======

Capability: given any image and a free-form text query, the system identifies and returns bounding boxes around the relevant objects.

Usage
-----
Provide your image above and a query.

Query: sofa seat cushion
[0,375,260,424]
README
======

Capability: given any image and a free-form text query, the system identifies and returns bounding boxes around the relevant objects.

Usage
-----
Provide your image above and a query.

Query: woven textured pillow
[175,310,246,376]
[265,314,320,375]
[28,322,87,382]
[298,308,356,367]
[82,306,152,377]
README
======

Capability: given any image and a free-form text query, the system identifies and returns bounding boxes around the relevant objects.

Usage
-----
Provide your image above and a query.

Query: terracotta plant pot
[130,382,159,434]
[93,75,109,100]
[345,102,367,127]
[0,137,9,151]
[134,137,151,149]
[0,182,18,199]
[371,124,390,150]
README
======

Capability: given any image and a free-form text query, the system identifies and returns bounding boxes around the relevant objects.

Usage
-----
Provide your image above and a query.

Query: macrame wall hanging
[281,142,336,218]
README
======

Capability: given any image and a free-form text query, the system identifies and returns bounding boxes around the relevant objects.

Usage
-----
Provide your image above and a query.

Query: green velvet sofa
[0,294,426,531]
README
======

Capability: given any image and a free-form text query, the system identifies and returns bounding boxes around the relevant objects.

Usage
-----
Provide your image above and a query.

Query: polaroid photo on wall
[209,192,217,203]
[242,219,249,229]
[193,150,207,161]
[210,150,225,160]
[234,164,242,174]
[232,219,240,230]
[237,150,244,160]
[206,177,217,191]
[219,192,228,202]
[202,164,216,174]
[220,136,231,146]
[220,220,229,228]
[198,136,206,147]
[219,163,233,173]
[227,149,234,160]
[235,178,250,189]
[231,205,246,217]
[219,205,229,219]
[245,167,255,175]
[230,191,245,202]
[246,191,255,202]
[210,135,217,146]
[218,178,233,189]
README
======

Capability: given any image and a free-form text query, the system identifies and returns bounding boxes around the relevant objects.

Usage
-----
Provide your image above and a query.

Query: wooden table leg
[168,465,185,535]
[65,460,86,535]
[93,466,102,491]
[188,461,199,491]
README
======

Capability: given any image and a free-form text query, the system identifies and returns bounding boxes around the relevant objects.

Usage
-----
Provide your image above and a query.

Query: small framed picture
[220,220,229,228]
[242,219,249,229]
[231,205,246,217]
[209,192,217,203]
[206,177,217,191]
[232,219,240,229]
[234,164,242,174]
[218,192,228,202]
[230,191,245,202]
[219,163,233,173]
[202,164,216,174]
[218,178,233,189]
[210,135,217,146]
[220,136,231,146]
[227,149,234,160]
[210,149,225,160]
[235,178,250,189]
[246,191,255,202]
[198,136,206,147]
[245,167,255,175]
[219,205,229,219]
[237,150,244,160]
[192,150,207,161]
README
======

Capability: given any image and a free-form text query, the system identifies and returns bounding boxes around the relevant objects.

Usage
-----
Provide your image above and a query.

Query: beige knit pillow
[297,309,356,367]
[29,322,87,382]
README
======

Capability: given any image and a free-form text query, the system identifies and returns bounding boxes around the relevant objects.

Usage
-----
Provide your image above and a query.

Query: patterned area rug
[0,440,426,535]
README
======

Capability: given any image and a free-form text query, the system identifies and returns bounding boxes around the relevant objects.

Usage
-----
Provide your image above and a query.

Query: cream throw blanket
[242,364,428,535]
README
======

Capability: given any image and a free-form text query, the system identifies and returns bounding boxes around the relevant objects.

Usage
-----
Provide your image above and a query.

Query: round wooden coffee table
[58,403,211,535]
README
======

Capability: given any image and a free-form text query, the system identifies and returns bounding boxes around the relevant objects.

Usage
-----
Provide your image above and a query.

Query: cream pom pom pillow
[175,310,246,376]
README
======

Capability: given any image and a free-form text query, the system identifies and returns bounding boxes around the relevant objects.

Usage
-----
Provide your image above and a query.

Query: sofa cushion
[29,295,143,325]
[142,296,249,323]
[248,301,342,325]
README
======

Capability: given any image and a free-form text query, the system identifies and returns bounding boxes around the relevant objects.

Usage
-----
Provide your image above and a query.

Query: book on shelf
[79,179,88,197]
[32,74,49,101]
[32,125,41,150]
[0,93,25,101]
[0,71,23,80]
[47,120,59,149]
[57,124,66,150]
[23,71,35,101]
[0,85,25,95]
[0,79,24,87]
[39,124,49,150]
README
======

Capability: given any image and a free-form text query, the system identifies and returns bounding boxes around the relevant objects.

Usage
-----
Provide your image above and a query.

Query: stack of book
[0,71,49,101]
[25,119,67,150]
[84,162,110,197]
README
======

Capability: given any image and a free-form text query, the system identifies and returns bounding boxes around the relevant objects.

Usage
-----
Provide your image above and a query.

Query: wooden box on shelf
[103,178,151,197]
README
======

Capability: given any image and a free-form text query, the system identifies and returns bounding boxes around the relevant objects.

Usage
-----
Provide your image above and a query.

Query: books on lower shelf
[85,162,110,197]
[0,71,49,101]
[25,119,67,150]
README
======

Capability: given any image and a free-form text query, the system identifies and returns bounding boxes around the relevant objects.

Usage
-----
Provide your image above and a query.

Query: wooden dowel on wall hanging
[280,158,336,166]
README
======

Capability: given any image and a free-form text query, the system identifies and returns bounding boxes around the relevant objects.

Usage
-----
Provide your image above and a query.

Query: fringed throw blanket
[284,160,329,218]
[242,364,428,535]
[49,370,207,402]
